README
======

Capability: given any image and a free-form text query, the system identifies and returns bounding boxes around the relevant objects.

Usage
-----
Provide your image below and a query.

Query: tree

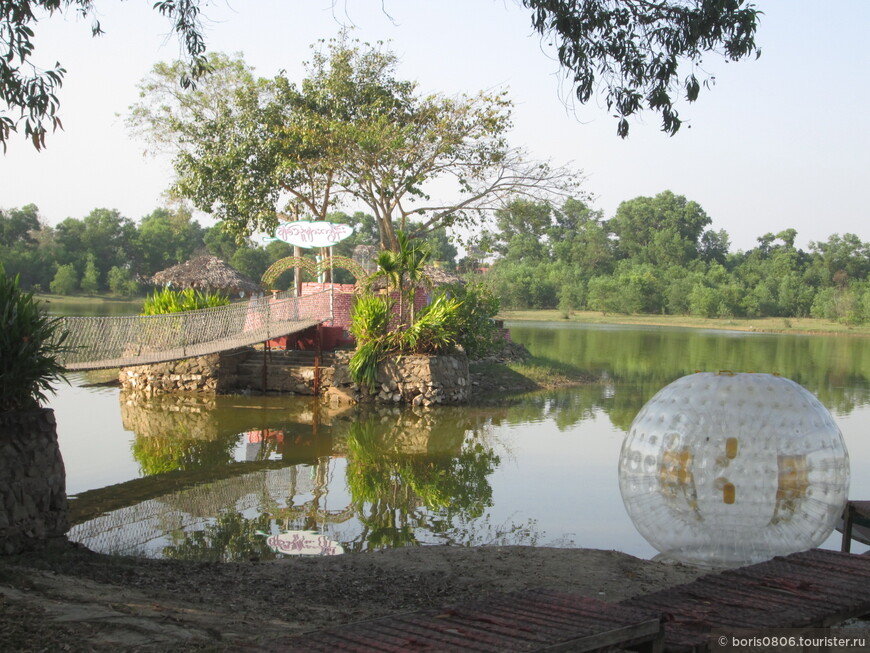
[608,190,712,267]
[523,0,761,136]
[107,265,139,296]
[0,204,40,247]
[79,253,100,293]
[128,39,577,250]
[49,263,77,295]
[1,0,208,151]
[134,207,204,276]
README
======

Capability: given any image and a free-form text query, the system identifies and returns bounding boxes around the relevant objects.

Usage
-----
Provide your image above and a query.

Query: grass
[498,309,870,337]
[470,355,594,397]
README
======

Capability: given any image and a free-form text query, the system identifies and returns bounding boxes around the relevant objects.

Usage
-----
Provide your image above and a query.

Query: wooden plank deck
[621,549,870,653]
[280,590,663,652]
[279,549,870,652]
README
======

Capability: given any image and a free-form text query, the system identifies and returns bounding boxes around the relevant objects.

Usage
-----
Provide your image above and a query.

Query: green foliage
[141,287,229,315]
[523,0,761,136]
[397,293,462,354]
[107,266,139,297]
[348,294,394,390]
[0,265,69,412]
[1,0,207,151]
[443,282,501,359]
[49,264,78,295]
[163,512,277,562]
[348,286,475,388]
[80,254,100,294]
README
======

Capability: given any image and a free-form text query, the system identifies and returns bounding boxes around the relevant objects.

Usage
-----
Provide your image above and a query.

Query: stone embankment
[119,347,470,406]
[0,410,69,555]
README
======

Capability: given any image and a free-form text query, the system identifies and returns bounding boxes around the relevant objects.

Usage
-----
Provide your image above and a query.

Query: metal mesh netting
[57,290,334,371]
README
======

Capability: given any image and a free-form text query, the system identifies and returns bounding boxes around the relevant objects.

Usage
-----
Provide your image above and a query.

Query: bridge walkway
[57,289,333,371]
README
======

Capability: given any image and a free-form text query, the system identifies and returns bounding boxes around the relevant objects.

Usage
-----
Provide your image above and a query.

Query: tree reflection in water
[343,416,502,551]
[127,401,519,560]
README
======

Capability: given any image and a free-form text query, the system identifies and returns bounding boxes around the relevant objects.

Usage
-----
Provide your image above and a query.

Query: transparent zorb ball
[618,372,850,568]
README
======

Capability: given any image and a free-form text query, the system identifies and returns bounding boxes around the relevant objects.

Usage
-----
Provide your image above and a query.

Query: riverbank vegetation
[482,192,870,327]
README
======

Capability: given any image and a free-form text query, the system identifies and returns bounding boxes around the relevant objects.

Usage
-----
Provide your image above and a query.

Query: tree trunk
[0,408,69,555]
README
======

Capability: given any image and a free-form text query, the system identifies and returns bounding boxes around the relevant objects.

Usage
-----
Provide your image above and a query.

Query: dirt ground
[0,540,706,652]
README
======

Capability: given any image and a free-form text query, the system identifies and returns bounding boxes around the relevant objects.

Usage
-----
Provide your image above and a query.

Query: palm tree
[367,232,430,328]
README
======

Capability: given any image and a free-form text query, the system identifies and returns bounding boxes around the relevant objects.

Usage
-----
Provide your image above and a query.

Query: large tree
[1,0,208,151]
[129,39,577,251]
[523,0,761,136]
[607,190,713,267]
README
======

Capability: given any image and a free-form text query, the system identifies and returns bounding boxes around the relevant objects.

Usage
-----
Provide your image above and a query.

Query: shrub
[441,282,500,359]
[0,265,69,412]
[142,287,229,315]
[348,294,393,391]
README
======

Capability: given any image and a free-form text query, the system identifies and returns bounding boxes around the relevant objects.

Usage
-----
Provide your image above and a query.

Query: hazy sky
[1,1,867,252]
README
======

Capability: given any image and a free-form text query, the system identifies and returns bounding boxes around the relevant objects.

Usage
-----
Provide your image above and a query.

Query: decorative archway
[261,255,370,289]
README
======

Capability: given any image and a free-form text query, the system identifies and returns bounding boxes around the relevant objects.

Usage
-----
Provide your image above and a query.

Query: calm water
[49,321,870,561]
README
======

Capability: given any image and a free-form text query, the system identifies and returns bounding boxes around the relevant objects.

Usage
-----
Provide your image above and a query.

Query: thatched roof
[425,264,464,287]
[151,255,262,295]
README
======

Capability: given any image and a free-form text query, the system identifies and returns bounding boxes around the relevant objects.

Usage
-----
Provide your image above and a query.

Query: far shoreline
[499,309,870,338]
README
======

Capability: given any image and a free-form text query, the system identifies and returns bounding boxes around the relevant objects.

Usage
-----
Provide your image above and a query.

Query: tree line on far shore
[4,187,870,326]
[482,190,870,325]
[0,204,457,297]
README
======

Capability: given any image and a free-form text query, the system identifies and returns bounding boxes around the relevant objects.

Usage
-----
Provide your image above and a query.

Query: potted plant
[0,264,70,554]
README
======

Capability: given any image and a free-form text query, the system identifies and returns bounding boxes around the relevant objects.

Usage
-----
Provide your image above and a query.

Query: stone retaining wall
[331,352,469,406]
[120,348,470,406]
[0,409,69,555]
[119,349,246,397]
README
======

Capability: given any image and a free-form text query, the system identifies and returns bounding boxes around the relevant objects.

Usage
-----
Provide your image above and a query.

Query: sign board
[262,221,353,249]
[266,530,345,556]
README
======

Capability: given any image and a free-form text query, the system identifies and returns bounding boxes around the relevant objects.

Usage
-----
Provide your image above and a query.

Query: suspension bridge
[57,289,335,371]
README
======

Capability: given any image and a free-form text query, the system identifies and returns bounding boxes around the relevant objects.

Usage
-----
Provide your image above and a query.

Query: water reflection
[56,323,870,561]
[68,394,511,559]
[510,322,870,428]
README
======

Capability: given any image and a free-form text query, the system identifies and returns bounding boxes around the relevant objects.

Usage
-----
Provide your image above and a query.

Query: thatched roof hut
[424,264,464,287]
[151,255,262,296]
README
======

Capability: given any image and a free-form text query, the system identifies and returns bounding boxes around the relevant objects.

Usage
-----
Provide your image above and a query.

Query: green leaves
[523,0,761,136]
[0,265,69,412]
[2,0,209,151]
[141,287,229,315]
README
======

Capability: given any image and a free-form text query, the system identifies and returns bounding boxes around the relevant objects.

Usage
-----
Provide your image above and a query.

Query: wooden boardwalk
[279,549,870,652]
[622,548,870,653]
[280,590,664,652]
[58,290,332,370]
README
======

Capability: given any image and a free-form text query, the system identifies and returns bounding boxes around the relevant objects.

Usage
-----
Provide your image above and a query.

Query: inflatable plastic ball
[618,372,850,568]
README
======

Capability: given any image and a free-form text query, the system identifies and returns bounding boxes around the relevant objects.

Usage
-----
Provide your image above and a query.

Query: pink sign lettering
[266,531,345,556]
[264,221,353,249]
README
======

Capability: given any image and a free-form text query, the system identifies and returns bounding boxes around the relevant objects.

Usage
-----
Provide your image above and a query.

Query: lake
[48,321,870,561]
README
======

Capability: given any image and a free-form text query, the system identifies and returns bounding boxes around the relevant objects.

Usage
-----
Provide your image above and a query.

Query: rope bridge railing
[57,289,334,371]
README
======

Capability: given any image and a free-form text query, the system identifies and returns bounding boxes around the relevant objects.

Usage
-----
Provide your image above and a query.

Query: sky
[1,0,869,253]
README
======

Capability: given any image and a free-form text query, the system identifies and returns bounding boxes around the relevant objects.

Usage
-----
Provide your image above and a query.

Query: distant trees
[482,191,870,324]
[0,202,389,295]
